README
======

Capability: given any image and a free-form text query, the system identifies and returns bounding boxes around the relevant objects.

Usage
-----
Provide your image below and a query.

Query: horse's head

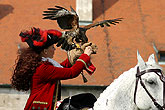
[135,51,164,110]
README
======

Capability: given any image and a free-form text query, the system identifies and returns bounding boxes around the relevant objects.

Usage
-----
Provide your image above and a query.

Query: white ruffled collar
[42,57,63,68]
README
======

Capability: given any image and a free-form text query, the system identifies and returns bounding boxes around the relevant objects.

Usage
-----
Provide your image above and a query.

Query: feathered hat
[19,27,63,53]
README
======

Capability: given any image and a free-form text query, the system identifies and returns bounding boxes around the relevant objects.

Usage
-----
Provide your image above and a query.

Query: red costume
[19,28,96,110]
[24,54,91,110]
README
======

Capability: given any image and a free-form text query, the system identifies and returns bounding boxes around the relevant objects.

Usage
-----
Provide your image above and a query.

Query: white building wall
[76,0,93,21]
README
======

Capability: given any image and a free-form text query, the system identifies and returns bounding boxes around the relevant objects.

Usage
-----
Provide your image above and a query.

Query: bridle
[134,66,165,110]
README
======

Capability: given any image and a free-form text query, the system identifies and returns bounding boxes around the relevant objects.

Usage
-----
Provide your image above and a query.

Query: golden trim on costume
[77,59,93,72]
[33,101,48,105]
[54,80,59,110]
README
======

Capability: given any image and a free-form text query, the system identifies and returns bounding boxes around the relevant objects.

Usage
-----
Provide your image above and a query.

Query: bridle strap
[134,67,158,104]
[139,77,155,102]
[147,69,165,109]
[147,69,165,82]
[134,67,165,110]
[134,77,139,104]
[139,77,163,109]
[134,67,140,104]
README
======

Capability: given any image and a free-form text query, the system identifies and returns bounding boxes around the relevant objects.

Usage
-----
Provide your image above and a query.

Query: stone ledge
[0,93,28,110]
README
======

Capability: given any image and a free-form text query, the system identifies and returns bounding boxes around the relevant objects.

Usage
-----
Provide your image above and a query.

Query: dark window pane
[158,51,165,61]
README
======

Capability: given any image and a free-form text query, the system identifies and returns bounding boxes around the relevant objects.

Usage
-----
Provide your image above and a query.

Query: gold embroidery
[33,101,48,105]
[54,80,59,110]
[77,59,93,72]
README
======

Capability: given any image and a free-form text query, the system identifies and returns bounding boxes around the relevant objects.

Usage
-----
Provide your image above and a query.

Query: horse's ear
[137,50,146,70]
[147,54,156,64]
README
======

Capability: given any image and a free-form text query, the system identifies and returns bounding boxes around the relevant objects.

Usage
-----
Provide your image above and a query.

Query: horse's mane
[94,65,138,109]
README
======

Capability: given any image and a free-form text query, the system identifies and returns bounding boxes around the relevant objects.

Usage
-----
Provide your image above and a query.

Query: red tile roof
[0,0,165,86]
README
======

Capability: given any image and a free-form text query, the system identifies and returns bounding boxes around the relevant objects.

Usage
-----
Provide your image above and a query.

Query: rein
[134,66,165,110]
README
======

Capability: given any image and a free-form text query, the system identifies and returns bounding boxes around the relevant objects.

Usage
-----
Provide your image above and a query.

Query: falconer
[11,27,96,110]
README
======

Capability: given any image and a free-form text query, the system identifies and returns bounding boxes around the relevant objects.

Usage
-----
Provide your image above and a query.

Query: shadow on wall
[93,0,119,20]
[0,4,14,20]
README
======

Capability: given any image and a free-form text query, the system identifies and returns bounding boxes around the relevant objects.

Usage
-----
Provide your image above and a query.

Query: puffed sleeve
[39,54,90,81]
[60,59,72,68]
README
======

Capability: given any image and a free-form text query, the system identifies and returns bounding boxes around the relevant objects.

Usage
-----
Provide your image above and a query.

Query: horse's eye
[147,79,156,85]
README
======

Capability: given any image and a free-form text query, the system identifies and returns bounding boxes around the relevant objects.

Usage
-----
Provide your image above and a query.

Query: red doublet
[24,54,90,110]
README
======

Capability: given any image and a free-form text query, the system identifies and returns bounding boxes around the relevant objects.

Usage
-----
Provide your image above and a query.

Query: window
[76,0,93,25]
[158,51,165,64]
[153,43,165,65]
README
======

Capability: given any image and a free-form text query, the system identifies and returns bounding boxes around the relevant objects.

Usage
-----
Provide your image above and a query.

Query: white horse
[93,52,164,110]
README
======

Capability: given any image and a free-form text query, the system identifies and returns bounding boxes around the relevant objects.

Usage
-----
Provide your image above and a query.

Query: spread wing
[83,18,123,30]
[43,6,79,30]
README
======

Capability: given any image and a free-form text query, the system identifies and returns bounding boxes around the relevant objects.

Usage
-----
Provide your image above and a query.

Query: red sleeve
[60,59,72,68]
[38,54,90,81]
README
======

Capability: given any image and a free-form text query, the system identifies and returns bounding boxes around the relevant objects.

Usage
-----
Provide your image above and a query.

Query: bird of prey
[43,6,123,50]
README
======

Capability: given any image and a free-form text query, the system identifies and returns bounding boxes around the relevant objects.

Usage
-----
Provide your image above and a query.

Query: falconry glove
[67,42,97,75]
